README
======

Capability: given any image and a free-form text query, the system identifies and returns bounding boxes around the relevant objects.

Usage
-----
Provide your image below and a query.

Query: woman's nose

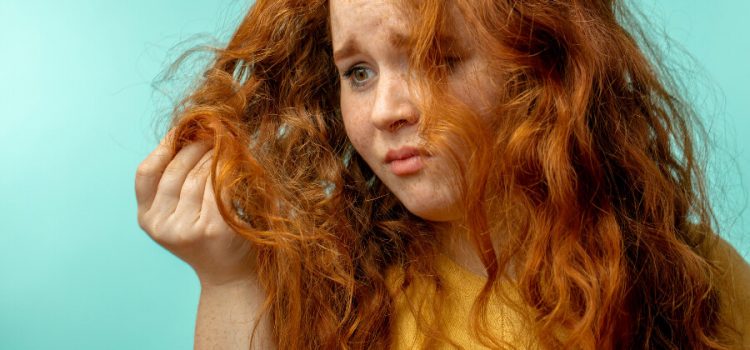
[370,70,419,133]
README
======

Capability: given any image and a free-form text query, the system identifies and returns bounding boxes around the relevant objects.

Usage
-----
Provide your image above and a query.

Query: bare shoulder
[708,236,750,348]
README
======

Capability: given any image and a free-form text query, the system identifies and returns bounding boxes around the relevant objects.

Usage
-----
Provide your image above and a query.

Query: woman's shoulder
[708,236,750,348]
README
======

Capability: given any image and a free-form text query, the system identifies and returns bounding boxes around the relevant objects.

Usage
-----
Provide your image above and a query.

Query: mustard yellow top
[388,239,750,349]
[388,254,541,349]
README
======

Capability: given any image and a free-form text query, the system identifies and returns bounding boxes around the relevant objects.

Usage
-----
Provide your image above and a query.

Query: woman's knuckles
[137,213,152,234]
[135,161,157,180]
[182,174,206,194]
[203,221,232,239]
[138,210,163,234]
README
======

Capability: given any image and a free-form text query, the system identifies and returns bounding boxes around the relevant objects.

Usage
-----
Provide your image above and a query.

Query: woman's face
[330,0,495,221]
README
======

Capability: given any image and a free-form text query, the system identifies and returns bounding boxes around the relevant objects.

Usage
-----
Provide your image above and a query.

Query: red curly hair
[166,0,738,348]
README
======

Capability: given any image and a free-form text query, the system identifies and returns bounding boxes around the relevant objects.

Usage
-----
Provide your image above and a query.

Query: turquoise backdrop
[1,1,747,349]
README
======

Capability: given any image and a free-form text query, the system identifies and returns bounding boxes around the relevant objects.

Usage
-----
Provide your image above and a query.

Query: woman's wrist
[195,274,274,349]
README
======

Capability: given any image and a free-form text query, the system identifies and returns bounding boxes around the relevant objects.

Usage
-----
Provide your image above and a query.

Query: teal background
[0,1,747,349]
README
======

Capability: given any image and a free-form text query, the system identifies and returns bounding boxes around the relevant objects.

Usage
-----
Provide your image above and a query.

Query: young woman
[135,0,750,348]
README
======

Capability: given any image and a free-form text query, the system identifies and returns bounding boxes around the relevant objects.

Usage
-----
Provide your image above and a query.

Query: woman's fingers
[151,142,212,214]
[173,149,214,221]
[200,168,232,227]
[201,170,222,221]
[135,135,257,286]
[135,135,175,212]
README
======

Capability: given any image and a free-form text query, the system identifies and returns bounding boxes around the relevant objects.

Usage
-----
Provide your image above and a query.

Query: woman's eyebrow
[390,31,461,51]
[334,30,411,63]
[333,38,361,62]
[388,31,409,49]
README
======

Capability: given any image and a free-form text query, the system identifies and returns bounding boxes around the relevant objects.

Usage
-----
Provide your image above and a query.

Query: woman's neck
[434,222,489,277]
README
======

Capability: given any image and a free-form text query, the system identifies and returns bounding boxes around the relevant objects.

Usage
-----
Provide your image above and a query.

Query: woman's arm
[135,133,274,349]
[196,278,275,349]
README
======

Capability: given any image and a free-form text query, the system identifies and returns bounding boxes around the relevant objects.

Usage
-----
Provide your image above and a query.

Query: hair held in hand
[166,0,737,348]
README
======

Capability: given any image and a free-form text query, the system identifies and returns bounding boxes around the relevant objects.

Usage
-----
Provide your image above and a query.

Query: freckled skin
[330,0,495,222]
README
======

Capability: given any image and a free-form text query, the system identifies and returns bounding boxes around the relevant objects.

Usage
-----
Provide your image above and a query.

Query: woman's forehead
[329,0,472,52]
[329,0,410,59]
[329,0,404,38]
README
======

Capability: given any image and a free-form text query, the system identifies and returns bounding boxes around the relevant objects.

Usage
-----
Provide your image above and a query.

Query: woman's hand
[135,134,255,287]
[136,134,274,349]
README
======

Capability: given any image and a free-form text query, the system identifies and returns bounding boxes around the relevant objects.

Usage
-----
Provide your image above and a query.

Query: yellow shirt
[388,239,750,349]
[388,254,540,349]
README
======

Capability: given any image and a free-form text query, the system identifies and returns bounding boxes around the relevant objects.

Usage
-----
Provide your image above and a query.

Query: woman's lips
[385,146,426,176]
[388,155,425,175]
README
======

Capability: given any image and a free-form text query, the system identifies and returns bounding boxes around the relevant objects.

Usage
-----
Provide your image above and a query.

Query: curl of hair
[166,0,737,348]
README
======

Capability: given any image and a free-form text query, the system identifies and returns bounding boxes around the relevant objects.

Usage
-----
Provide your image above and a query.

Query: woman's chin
[400,200,462,222]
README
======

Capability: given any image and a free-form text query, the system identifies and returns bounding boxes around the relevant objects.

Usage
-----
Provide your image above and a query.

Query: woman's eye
[442,55,463,70]
[342,65,374,89]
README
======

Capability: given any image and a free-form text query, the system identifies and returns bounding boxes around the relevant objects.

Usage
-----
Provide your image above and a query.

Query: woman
[135,0,750,348]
